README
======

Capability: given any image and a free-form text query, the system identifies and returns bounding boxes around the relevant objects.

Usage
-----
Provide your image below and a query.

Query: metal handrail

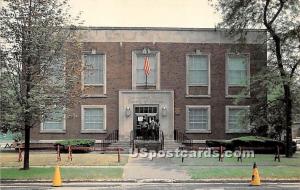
[159,130,164,150]
[174,129,192,147]
[105,129,119,143]
[129,130,135,152]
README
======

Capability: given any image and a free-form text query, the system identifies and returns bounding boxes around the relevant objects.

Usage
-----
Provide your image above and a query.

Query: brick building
[31,27,267,146]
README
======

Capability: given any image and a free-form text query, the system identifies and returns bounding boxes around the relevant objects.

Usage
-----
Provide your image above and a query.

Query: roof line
[73,26,266,32]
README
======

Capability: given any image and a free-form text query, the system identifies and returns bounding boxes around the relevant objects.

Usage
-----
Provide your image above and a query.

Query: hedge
[206,136,296,154]
[55,139,95,147]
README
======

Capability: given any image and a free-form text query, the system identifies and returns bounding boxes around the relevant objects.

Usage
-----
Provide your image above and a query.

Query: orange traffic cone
[52,165,62,187]
[250,162,261,186]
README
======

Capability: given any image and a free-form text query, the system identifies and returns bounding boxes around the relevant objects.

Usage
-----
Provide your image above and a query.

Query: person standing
[151,118,159,140]
[141,117,148,140]
[149,119,156,140]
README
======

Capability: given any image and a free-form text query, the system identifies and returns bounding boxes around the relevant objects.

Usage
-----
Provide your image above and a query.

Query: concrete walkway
[123,156,191,180]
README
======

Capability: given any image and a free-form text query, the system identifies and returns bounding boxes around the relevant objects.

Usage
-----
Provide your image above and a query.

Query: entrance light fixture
[162,106,167,116]
[125,106,131,117]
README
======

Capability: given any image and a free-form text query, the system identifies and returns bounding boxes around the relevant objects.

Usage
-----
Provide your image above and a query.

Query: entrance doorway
[133,105,159,140]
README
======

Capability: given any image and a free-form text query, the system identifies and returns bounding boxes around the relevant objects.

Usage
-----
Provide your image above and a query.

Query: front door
[133,105,159,140]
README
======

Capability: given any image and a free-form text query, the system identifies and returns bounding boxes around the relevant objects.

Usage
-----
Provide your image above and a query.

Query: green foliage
[206,135,294,153]
[212,0,300,149]
[12,132,23,142]
[55,139,95,147]
[230,135,284,147]
[205,140,232,147]
[0,0,83,131]
[0,0,83,168]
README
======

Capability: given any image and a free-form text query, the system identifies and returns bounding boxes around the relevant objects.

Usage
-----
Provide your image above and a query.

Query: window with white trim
[227,55,249,86]
[132,50,160,90]
[41,108,65,132]
[187,55,209,85]
[136,54,157,85]
[186,106,211,132]
[49,57,65,84]
[83,54,104,85]
[226,106,250,133]
[81,105,106,132]
[294,114,300,124]
[186,54,210,96]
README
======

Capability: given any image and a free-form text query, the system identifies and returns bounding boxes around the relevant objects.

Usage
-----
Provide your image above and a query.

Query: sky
[69,0,221,28]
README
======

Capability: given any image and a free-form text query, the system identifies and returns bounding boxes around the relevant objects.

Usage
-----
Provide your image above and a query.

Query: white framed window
[48,57,65,84]
[186,53,210,96]
[82,54,106,92]
[81,105,106,133]
[226,54,250,86]
[186,105,211,133]
[132,50,160,89]
[41,108,66,133]
[294,114,300,124]
[226,106,250,133]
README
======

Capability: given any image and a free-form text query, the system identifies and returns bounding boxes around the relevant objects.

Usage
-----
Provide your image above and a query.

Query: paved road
[123,157,190,180]
[1,183,300,190]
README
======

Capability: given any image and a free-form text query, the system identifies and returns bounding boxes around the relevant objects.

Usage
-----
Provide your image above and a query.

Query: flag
[144,56,151,76]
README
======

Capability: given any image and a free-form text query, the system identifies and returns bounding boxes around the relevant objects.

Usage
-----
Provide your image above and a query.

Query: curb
[1,179,300,183]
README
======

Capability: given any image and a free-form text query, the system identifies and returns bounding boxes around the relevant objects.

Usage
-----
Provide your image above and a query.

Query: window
[81,105,106,133]
[83,54,105,85]
[226,106,250,133]
[186,54,210,96]
[41,108,65,132]
[132,50,160,89]
[186,106,211,133]
[294,114,300,124]
[188,55,208,85]
[136,55,157,85]
[49,57,65,84]
[227,55,249,86]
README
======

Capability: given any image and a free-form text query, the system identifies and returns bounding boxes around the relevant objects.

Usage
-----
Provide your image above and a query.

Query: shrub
[55,139,95,147]
[12,132,23,142]
[206,140,231,147]
[206,136,295,155]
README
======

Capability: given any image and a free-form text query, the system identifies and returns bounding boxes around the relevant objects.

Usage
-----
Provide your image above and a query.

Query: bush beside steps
[55,139,95,153]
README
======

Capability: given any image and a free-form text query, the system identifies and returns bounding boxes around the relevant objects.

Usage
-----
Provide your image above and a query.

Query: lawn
[0,167,123,180]
[0,152,128,167]
[171,152,300,179]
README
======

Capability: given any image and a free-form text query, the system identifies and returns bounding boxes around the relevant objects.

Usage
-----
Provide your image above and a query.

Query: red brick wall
[31,42,266,141]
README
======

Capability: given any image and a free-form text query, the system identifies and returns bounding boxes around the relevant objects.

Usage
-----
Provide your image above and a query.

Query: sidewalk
[123,157,190,180]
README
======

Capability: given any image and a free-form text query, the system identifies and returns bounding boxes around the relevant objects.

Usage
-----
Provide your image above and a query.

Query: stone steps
[106,140,184,153]
[107,141,132,153]
[163,141,182,151]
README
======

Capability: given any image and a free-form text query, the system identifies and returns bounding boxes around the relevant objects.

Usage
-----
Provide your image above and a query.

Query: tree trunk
[284,85,293,157]
[23,124,30,170]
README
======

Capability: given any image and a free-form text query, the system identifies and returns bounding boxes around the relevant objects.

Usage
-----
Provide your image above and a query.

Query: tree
[211,0,300,157]
[235,68,300,141]
[0,0,82,169]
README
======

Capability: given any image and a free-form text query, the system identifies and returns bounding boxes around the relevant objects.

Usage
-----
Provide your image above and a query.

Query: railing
[174,129,192,147]
[97,129,119,149]
[105,129,119,143]
[159,130,164,150]
[130,130,135,153]
[130,129,164,151]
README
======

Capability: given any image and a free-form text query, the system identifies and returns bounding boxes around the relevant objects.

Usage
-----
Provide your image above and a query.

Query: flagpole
[145,75,148,89]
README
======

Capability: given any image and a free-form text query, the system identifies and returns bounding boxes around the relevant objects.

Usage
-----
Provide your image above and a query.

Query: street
[1,182,300,190]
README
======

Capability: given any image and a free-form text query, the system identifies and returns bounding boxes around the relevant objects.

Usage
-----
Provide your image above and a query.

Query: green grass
[188,166,300,179]
[172,152,300,179]
[0,167,123,180]
[172,152,300,166]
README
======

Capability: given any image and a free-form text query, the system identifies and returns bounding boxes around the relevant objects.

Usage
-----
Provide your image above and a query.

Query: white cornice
[77,28,266,44]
